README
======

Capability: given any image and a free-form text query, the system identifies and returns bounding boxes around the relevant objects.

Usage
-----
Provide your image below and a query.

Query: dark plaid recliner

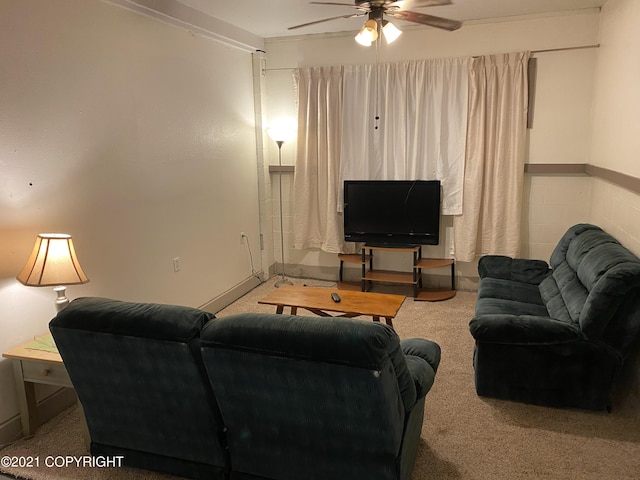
[51,298,441,480]
[199,312,441,480]
[50,298,227,479]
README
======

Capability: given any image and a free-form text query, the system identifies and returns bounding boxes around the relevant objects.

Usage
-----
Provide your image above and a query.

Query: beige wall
[514,0,640,262]
[0,0,261,437]
[587,0,640,257]
[591,0,640,178]
[523,175,593,261]
[263,11,601,285]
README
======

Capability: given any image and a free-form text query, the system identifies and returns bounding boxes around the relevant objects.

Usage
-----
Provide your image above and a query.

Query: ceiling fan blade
[389,11,461,31]
[309,1,366,7]
[288,13,366,30]
[389,0,452,10]
[308,2,372,12]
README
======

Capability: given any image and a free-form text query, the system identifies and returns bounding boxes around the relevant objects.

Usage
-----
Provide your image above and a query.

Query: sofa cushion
[478,277,545,305]
[539,263,584,324]
[470,314,583,344]
[475,297,549,318]
[549,223,602,269]
[478,255,550,284]
[477,277,548,318]
[546,226,640,338]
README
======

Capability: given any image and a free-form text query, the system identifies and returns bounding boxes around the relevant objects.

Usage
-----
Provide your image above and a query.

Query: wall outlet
[240,232,246,244]
[173,257,181,272]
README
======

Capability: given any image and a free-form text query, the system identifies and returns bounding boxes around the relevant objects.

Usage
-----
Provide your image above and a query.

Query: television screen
[343,180,441,246]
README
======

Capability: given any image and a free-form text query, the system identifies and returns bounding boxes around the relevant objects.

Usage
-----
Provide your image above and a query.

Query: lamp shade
[267,117,298,143]
[17,233,89,287]
[355,19,379,46]
[382,20,403,44]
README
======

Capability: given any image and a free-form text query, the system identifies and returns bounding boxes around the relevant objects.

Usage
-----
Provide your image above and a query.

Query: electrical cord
[241,233,262,281]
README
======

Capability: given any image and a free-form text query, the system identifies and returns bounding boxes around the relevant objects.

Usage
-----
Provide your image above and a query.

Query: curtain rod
[532,44,600,54]
[264,44,601,71]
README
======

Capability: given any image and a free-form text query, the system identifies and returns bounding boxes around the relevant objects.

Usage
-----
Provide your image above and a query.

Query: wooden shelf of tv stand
[338,253,371,265]
[360,245,422,295]
[414,258,456,302]
[337,253,372,290]
[338,247,456,301]
[363,270,417,285]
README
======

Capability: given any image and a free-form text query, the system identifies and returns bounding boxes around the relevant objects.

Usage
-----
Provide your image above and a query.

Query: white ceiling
[176,0,606,39]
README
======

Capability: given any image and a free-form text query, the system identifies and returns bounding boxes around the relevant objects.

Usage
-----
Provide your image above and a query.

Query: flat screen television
[343,180,441,246]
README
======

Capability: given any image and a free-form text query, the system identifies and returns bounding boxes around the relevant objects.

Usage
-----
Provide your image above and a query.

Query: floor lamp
[268,118,297,288]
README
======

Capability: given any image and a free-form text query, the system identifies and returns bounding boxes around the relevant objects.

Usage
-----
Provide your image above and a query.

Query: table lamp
[16,233,89,312]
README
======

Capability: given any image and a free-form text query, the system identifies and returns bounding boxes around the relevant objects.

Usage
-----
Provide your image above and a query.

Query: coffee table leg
[276,305,284,314]
[372,316,380,323]
[384,317,394,328]
[290,306,298,315]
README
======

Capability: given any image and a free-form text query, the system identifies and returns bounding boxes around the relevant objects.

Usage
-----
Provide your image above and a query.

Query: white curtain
[293,58,470,254]
[292,66,355,253]
[339,58,470,215]
[453,52,531,262]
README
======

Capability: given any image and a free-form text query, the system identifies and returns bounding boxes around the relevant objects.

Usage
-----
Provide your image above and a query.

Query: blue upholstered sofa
[50,297,441,479]
[470,223,640,411]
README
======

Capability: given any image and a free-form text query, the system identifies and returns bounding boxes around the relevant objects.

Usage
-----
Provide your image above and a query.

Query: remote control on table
[331,292,341,303]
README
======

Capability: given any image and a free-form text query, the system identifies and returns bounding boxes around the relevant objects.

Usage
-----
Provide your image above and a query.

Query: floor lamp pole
[275,140,292,288]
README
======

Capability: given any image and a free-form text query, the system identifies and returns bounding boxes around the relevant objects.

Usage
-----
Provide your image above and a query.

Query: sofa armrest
[478,255,550,285]
[470,314,583,344]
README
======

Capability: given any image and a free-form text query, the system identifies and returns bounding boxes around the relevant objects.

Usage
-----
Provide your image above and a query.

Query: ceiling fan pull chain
[375,40,380,131]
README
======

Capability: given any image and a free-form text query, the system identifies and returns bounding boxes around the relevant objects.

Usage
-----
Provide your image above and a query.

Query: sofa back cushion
[200,313,414,480]
[542,224,640,342]
[49,297,227,477]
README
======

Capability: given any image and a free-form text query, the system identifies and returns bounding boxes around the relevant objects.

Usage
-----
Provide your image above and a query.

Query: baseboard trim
[0,415,22,449]
[199,273,265,314]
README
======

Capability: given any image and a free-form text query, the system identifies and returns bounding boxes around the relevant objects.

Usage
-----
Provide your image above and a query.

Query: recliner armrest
[478,255,550,285]
[404,356,436,399]
[401,338,441,400]
[401,338,441,373]
[470,314,583,344]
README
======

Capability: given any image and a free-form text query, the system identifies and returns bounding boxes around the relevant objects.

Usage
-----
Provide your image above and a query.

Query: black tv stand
[338,244,456,301]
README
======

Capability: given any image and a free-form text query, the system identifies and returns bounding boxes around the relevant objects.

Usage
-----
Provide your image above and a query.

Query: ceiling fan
[289,0,462,46]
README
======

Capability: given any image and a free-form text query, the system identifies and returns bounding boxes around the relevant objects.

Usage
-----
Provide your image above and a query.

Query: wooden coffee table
[258,285,405,328]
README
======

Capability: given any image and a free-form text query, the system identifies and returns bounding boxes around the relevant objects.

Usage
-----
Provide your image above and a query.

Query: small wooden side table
[3,334,73,438]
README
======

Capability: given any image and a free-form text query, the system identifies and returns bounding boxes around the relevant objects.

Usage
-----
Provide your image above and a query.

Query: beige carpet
[2,277,640,479]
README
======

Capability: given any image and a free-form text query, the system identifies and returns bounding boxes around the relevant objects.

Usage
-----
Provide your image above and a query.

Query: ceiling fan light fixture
[355,18,379,46]
[382,20,402,44]
[354,30,372,46]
